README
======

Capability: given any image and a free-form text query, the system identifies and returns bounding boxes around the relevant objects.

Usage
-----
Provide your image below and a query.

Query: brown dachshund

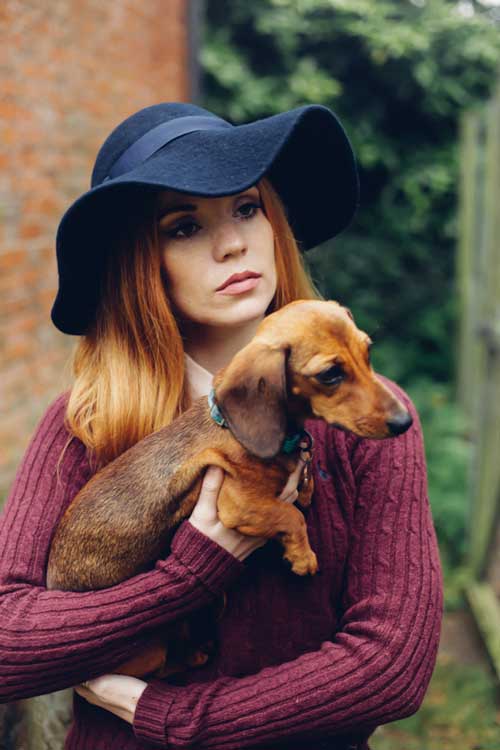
[46,300,412,676]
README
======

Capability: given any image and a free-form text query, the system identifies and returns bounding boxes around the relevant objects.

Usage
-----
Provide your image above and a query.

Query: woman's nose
[212,222,247,260]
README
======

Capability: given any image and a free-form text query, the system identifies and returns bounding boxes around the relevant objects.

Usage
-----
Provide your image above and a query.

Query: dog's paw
[289,550,319,576]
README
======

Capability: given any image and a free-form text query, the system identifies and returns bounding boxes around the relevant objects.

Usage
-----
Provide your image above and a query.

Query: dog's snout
[386,411,413,436]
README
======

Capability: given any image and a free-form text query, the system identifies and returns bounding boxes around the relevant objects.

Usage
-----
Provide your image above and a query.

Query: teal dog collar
[208,388,226,427]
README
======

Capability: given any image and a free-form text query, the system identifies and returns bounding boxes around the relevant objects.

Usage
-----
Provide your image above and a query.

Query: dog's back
[46,399,226,591]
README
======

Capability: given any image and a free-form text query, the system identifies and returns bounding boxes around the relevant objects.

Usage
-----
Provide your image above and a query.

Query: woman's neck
[182,317,264,375]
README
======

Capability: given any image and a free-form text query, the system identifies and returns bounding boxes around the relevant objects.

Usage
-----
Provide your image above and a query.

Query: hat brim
[52,105,359,334]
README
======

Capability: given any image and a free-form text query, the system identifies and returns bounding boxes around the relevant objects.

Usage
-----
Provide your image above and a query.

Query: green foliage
[202,0,500,573]
[372,657,500,749]
[408,379,469,556]
[406,378,471,608]
[202,0,500,384]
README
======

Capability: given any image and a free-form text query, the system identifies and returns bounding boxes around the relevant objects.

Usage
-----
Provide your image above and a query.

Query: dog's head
[213,300,412,458]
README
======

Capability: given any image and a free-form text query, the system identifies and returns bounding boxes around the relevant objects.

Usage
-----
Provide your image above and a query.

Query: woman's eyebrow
[157,203,197,220]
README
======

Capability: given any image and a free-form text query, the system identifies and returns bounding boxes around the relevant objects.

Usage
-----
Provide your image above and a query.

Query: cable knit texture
[0,379,443,750]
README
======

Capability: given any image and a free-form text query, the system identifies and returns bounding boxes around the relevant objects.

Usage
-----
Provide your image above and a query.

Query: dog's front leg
[217,482,318,576]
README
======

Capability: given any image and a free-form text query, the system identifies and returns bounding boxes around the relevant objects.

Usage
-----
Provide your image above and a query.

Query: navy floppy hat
[51,102,359,335]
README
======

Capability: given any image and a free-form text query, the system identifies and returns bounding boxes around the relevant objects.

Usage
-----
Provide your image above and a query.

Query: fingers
[280,488,299,505]
[201,465,224,492]
[278,458,305,501]
[189,466,224,524]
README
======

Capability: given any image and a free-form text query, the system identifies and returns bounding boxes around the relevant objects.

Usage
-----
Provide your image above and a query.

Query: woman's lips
[215,277,261,295]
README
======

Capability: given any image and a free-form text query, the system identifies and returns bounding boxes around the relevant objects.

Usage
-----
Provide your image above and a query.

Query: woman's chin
[227,296,274,321]
[211,289,275,323]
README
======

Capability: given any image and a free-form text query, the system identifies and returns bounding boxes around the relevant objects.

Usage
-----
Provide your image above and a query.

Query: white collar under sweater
[184,352,214,402]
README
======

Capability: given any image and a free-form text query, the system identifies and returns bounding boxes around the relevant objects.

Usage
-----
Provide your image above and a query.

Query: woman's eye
[316,364,345,386]
[237,202,261,219]
[165,221,200,240]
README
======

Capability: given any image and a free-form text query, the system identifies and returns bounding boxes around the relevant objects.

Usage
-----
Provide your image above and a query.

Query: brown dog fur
[46,300,412,676]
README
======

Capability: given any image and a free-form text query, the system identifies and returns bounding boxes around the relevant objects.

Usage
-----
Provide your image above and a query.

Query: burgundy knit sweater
[0,378,442,750]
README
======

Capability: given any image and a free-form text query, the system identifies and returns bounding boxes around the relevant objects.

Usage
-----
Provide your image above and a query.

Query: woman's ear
[214,342,288,458]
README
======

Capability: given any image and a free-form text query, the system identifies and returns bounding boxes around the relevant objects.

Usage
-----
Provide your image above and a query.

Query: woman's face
[157,185,277,330]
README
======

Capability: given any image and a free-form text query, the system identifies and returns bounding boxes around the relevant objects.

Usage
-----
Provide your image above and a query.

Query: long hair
[66,178,323,467]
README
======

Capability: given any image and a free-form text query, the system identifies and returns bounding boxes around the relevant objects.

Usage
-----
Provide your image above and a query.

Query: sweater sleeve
[0,394,244,703]
[132,384,443,749]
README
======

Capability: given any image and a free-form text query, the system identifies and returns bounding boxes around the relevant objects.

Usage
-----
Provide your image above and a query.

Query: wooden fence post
[458,83,500,679]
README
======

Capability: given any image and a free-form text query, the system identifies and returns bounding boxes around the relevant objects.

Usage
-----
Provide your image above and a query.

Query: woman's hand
[188,460,305,562]
[74,675,147,725]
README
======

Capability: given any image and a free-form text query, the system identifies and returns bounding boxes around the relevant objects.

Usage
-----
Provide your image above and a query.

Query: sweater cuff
[163,520,245,596]
[133,679,177,747]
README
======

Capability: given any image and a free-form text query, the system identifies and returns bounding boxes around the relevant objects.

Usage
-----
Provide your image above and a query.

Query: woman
[0,102,443,750]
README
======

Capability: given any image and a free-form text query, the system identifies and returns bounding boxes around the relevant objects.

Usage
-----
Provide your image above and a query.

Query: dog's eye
[316,364,345,386]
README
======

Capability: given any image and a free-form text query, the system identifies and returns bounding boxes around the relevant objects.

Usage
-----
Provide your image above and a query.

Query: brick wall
[0,0,192,504]
[0,4,193,746]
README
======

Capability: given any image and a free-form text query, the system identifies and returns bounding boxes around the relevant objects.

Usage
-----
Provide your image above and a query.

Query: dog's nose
[386,411,413,436]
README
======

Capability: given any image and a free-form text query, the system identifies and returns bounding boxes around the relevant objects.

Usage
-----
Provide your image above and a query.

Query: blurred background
[1,1,500,747]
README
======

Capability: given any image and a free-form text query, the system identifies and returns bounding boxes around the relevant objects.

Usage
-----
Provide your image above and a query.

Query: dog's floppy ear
[214,341,288,459]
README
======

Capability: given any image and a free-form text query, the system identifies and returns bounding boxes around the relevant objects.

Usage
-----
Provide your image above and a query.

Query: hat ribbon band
[104,115,233,182]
